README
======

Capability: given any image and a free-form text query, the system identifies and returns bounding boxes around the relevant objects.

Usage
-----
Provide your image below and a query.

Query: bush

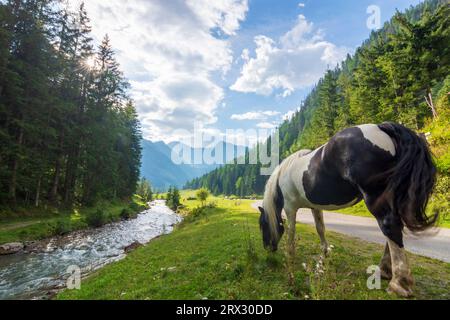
[436,152,450,174]
[206,201,217,209]
[107,212,120,223]
[120,208,137,220]
[54,219,72,236]
[86,209,106,228]
[191,206,206,219]
[196,188,210,206]
[129,201,144,213]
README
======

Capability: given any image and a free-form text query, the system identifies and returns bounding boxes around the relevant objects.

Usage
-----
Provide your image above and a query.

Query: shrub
[108,212,121,223]
[54,219,72,235]
[129,201,143,213]
[196,188,210,206]
[436,152,450,175]
[86,209,106,228]
[191,206,206,218]
[206,201,217,209]
[120,208,137,220]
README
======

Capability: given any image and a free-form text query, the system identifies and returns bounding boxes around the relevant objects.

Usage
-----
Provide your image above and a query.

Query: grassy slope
[58,195,450,300]
[0,197,147,244]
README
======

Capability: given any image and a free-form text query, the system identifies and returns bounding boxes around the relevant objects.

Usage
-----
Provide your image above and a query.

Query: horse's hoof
[387,278,414,298]
[322,245,332,257]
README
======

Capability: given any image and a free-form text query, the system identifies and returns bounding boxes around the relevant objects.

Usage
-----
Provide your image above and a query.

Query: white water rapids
[0,200,181,300]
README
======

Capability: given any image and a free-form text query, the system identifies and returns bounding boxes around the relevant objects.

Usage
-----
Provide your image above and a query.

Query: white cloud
[67,0,248,141]
[231,110,280,121]
[298,3,305,8]
[230,15,348,97]
[256,122,277,129]
[283,110,297,121]
[241,48,250,62]
[186,0,249,36]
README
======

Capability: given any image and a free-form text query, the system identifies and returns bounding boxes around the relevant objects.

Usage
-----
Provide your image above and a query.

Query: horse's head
[259,206,283,252]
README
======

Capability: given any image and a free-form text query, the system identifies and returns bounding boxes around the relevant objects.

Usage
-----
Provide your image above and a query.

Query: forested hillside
[0,1,141,208]
[186,0,449,197]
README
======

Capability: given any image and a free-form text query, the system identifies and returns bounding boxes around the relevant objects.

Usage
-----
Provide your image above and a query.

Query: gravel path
[252,201,450,263]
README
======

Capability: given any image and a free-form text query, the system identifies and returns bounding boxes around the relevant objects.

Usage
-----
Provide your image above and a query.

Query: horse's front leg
[285,207,297,285]
[311,209,330,256]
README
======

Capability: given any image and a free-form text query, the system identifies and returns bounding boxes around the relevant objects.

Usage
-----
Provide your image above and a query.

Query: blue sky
[68,0,423,144]
[217,0,422,138]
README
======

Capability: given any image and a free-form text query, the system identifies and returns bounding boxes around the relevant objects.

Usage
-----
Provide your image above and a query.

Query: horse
[258,122,437,298]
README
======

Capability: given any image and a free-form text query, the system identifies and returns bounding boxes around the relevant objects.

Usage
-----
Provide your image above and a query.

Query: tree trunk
[49,158,61,203]
[63,143,81,207]
[49,132,65,203]
[63,153,74,206]
[35,176,41,207]
[9,127,24,204]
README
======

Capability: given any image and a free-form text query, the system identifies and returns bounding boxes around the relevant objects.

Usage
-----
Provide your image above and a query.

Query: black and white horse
[259,122,436,297]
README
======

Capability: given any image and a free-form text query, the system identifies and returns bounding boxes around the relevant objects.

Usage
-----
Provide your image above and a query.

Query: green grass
[0,196,148,244]
[333,201,373,218]
[58,195,450,300]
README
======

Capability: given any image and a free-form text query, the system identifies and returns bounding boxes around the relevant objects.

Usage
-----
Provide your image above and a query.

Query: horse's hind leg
[311,209,330,256]
[379,243,392,280]
[365,194,414,297]
[386,239,414,297]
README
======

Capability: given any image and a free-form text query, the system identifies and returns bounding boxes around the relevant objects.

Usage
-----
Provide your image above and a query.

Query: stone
[24,241,47,254]
[0,242,24,255]
[124,241,143,253]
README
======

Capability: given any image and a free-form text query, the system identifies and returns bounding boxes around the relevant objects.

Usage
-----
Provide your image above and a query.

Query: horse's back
[327,125,397,191]
[297,124,396,209]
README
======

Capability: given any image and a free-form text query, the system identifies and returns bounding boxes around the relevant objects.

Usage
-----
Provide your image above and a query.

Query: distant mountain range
[140,140,246,191]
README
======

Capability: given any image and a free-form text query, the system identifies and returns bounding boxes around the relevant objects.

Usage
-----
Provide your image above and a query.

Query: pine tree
[0,1,142,209]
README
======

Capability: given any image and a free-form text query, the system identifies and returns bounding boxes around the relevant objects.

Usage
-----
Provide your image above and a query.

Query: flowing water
[0,200,181,300]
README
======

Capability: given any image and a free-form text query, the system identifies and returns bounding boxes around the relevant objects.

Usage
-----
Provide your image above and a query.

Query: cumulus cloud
[231,110,280,121]
[256,122,277,129]
[230,15,348,97]
[67,0,248,141]
[283,110,297,121]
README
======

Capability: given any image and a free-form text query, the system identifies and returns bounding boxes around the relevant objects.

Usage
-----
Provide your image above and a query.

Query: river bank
[0,200,181,300]
[0,197,148,246]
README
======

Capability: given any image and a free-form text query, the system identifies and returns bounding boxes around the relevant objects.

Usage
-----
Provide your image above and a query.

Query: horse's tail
[378,122,437,232]
[262,165,284,244]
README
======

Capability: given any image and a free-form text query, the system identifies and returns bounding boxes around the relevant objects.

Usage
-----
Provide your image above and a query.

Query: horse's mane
[296,149,313,157]
[263,165,282,240]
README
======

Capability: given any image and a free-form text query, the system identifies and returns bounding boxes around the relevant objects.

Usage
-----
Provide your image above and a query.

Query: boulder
[24,241,47,254]
[124,241,143,254]
[0,242,24,255]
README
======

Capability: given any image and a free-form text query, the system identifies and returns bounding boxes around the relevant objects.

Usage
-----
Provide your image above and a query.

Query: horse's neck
[278,147,323,207]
